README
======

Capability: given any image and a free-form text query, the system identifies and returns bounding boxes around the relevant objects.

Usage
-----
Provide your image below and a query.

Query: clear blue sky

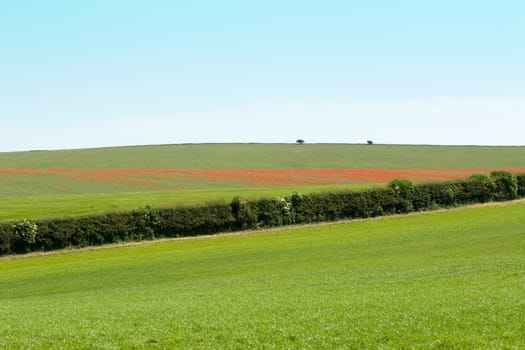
[1,0,524,151]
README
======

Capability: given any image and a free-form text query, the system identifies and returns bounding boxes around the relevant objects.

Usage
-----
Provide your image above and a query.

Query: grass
[0,184,374,221]
[0,173,149,197]
[1,201,524,349]
[2,143,525,169]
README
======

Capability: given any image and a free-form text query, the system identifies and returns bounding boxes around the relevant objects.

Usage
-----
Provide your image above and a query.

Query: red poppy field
[2,167,525,191]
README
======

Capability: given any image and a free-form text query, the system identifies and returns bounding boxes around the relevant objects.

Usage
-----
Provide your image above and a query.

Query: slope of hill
[1,201,523,348]
[2,143,525,169]
[2,143,524,220]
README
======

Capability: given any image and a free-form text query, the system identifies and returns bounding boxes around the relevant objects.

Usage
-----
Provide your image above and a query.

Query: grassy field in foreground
[1,202,523,349]
[0,184,373,221]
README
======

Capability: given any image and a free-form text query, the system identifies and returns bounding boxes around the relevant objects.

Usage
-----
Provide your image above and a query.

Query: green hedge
[518,174,525,197]
[1,171,524,256]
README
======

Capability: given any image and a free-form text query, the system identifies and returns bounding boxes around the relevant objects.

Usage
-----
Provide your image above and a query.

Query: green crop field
[2,143,525,169]
[0,184,371,221]
[1,201,523,349]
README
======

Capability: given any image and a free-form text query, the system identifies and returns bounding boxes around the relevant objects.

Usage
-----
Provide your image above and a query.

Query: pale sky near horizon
[1,1,524,152]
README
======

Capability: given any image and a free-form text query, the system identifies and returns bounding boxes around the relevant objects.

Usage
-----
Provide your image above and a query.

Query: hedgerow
[1,171,524,256]
[518,173,525,197]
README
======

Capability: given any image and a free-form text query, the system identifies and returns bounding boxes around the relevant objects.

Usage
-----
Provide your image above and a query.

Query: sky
[1,0,524,151]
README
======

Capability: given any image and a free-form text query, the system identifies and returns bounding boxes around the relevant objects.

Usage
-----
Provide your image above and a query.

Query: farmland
[1,144,525,221]
[1,201,524,348]
[2,143,525,170]
[4,167,525,194]
[1,143,524,348]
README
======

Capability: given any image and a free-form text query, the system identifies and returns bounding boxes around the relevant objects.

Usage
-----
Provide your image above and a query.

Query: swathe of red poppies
[1,168,524,190]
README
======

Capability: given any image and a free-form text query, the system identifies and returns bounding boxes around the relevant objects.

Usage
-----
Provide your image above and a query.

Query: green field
[1,201,523,349]
[0,184,372,221]
[2,143,525,221]
[2,143,525,169]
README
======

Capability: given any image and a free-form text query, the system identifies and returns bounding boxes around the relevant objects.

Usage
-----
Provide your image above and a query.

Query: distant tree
[296,139,305,145]
[367,140,374,145]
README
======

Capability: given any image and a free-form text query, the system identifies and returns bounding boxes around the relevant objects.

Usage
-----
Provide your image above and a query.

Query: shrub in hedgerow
[320,192,350,220]
[382,190,414,214]
[231,197,257,230]
[389,179,414,199]
[279,198,293,223]
[291,192,325,223]
[387,180,415,213]
[288,193,304,223]
[12,219,38,252]
[517,173,525,197]
[156,203,234,238]
[340,189,387,219]
[288,193,320,224]
[253,198,293,227]
[12,219,38,244]
[132,205,160,240]
[34,218,77,251]
[438,183,460,206]
[0,223,14,255]
[490,171,518,201]
[413,182,459,210]
[411,184,434,211]
[457,174,496,203]
[288,191,350,224]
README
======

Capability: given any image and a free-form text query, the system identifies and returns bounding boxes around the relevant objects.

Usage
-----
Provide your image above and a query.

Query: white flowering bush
[12,219,38,244]
[279,198,292,221]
